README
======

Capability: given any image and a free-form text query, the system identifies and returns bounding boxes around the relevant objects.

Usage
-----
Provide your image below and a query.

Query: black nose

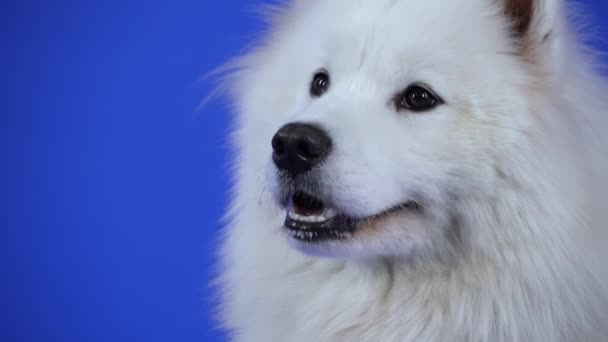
[271,123,332,176]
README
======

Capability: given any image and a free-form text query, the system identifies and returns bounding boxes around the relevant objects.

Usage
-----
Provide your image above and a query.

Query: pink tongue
[291,192,325,216]
[293,204,324,216]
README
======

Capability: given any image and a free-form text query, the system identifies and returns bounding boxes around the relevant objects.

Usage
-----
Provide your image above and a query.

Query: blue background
[2,1,607,341]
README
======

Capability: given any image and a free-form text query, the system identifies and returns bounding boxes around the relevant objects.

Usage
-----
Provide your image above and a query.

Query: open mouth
[284,191,420,243]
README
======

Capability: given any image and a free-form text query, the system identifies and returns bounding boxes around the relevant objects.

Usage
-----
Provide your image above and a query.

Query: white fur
[216,0,608,340]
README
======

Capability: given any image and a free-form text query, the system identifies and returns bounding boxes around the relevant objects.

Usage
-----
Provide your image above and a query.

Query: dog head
[231,0,570,259]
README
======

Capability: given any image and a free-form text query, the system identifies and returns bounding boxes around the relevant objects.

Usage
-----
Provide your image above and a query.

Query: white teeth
[288,211,304,221]
[305,215,318,223]
[287,208,338,223]
[301,215,313,223]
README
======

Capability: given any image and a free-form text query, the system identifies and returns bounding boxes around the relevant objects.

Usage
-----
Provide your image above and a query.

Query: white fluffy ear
[502,0,565,62]
[503,0,560,40]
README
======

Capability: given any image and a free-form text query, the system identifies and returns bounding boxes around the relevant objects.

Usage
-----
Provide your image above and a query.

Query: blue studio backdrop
[2,1,608,341]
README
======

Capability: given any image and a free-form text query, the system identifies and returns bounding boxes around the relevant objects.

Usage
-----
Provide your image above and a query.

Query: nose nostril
[297,138,325,159]
[297,140,313,159]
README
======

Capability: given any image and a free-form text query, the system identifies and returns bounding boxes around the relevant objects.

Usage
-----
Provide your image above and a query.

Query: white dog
[216,0,608,340]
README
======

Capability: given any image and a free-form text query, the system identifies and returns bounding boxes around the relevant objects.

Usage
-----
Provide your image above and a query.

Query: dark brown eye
[310,70,330,97]
[396,84,442,112]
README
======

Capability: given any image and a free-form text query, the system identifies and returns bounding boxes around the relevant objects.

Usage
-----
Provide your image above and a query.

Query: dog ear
[502,0,564,61]
[503,0,535,38]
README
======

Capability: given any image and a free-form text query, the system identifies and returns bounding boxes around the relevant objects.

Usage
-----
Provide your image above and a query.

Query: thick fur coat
[217,0,608,340]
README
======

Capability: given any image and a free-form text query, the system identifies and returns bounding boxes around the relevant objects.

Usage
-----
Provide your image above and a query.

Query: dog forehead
[288,0,506,70]
[300,0,495,36]
[279,0,506,85]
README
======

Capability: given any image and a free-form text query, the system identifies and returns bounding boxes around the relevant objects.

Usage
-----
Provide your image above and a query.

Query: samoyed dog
[216,0,608,340]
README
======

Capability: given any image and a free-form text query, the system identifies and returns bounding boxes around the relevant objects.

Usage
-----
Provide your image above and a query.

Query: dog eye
[395,84,442,112]
[310,70,330,97]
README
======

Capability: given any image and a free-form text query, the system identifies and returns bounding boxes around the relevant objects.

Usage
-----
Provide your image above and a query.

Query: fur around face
[217,0,608,340]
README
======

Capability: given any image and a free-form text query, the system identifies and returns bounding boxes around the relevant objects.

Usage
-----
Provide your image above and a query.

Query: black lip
[284,215,356,242]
